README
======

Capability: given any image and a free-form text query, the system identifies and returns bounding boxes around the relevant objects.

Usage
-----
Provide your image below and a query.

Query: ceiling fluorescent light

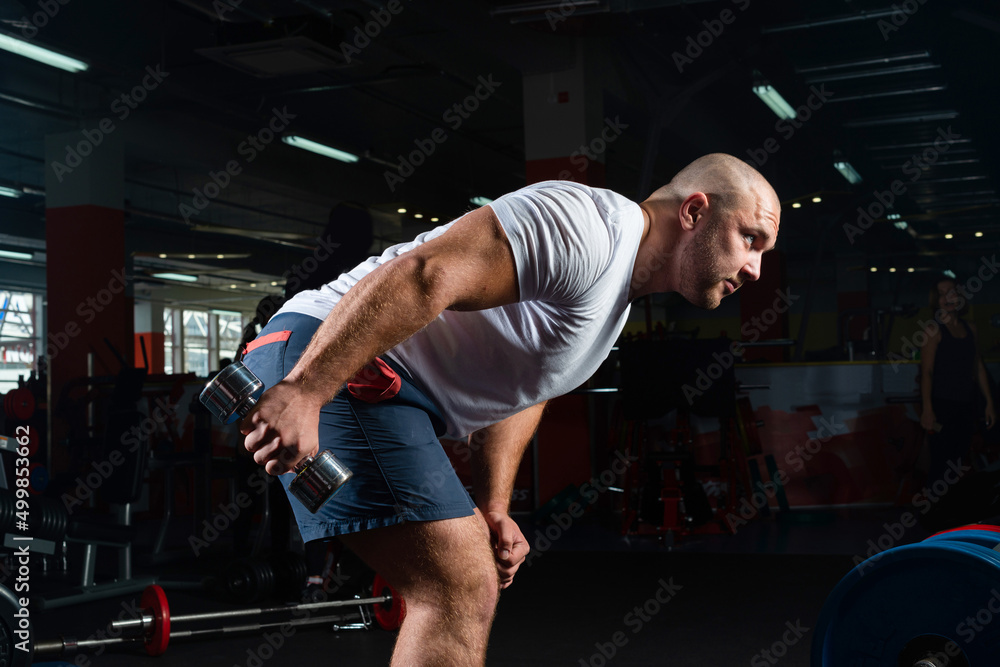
[834,161,863,184]
[0,185,23,198]
[0,249,33,261]
[470,196,493,207]
[0,33,88,72]
[153,273,198,283]
[752,84,797,120]
[282,136,358,163]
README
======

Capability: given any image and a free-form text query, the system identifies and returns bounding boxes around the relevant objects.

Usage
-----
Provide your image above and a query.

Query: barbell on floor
[812,523,1000,666]
[0,576,406,665]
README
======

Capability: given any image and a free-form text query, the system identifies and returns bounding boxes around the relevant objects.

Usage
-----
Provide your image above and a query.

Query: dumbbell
[199,361,352,513]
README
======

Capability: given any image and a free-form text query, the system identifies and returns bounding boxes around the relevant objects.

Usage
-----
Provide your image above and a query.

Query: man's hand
[481,509,529,589]
[240,380,324,475]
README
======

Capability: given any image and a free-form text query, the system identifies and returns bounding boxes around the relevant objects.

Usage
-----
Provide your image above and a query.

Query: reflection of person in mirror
[920,275,995,484]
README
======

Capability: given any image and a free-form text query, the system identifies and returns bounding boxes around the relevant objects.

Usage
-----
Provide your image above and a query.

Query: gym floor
[27,509,911,667]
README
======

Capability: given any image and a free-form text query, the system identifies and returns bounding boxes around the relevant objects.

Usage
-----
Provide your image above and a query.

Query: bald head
[645,153,779,219]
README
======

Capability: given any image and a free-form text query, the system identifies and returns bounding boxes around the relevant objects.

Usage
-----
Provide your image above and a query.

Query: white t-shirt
[279,181,644,438]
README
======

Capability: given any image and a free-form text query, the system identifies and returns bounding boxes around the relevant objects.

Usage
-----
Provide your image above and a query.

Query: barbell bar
[2,577,406,665]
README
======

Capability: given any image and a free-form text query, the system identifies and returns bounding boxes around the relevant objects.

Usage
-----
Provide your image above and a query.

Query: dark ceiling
[0,0,998,310]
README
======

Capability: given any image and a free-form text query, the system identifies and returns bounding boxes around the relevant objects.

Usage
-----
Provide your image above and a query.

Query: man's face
[679,193,779,309]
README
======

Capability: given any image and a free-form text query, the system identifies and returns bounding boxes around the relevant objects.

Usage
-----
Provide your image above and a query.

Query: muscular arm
[470,402,547,513]
[469,401,546,588]
[242,206,519,474]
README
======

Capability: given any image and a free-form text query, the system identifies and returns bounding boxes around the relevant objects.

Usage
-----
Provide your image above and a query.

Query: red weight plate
[5,389,34,421]
[930,524,1000,538]
[372,573,406,631]
[141,584,170,656]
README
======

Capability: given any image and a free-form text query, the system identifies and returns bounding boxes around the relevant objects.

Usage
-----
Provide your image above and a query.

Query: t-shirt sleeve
[488,183,614,304]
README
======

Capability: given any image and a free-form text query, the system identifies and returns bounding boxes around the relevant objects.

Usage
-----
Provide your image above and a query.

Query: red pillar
[521,53,606,505]
[44,130,131,446]
[523,53,605,187]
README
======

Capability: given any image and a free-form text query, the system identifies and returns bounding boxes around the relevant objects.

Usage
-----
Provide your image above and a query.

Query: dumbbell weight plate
[225,559,259,603]
[924,527,1000,550]
[141,584,170,657]
[4,389,34,422]
[270,552,308,595]
[0,583,30,667]
[256,560,276,601]
[811,541,998,666]
[199,363,263,425]
[372,573,406,631]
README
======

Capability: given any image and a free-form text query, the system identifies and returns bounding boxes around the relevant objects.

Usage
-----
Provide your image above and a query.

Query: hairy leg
[340,514,500,667]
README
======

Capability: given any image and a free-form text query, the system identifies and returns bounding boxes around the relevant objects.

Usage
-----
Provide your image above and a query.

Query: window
[182,310,210,376]
[163,307,174,375]
[0,291,39,392]
[217,311,244,361]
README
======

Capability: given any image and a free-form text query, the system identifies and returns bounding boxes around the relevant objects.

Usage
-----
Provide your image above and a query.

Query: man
[240,153,780,666]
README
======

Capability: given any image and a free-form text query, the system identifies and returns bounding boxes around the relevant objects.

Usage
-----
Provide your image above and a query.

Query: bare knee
[407,558,498,625]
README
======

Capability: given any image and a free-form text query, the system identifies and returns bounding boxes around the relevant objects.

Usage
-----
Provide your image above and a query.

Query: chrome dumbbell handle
[199,362,353,513]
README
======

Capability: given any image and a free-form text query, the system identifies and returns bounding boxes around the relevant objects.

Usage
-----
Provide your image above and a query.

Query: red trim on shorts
[243,330,291,355]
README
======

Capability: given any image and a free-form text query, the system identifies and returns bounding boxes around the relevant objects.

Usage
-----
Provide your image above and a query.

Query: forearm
[285,256,445,404]
[471,402,547,513]
[978,361,994,405]
[921,374,933,411]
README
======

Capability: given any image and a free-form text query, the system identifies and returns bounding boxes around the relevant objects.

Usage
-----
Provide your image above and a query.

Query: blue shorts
[241,312,476,542]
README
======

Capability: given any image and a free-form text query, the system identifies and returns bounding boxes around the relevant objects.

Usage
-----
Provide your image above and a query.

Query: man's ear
[678,192,709,231]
